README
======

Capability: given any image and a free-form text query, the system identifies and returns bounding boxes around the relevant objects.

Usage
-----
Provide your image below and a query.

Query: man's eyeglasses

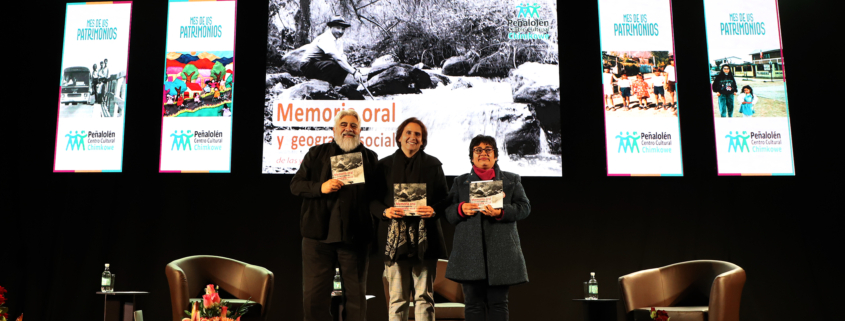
[473,148,494,155]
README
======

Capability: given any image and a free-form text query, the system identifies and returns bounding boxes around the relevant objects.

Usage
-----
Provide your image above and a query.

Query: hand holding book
[416,206,436,218]
[384,207,405,219]
[322,179,345,194]
[478,204,502,217]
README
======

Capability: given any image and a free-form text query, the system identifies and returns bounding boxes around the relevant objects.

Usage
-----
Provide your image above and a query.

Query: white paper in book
[470,180,504,209]
[394,183,426,216]
[331,152,365,184]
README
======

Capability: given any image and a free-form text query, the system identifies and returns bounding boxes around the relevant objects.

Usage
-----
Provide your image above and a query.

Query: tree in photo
[211,61,226,84]
[167,78,187,98]
[181,63,199,84]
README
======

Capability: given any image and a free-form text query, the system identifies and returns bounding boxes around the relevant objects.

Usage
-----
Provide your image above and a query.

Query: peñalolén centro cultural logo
[64,130,116,151]
[725,130,782,153]
[169,129,224,151]
[615,131,672,154]
[508,3,551,40]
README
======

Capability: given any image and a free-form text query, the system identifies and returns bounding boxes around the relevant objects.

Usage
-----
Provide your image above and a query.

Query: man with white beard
[291,109,379,321]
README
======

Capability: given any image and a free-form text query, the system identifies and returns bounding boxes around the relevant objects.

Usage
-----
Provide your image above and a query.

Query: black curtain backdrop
[6,0,838,321]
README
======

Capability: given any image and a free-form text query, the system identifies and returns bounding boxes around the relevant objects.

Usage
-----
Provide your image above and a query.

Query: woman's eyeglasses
[473,148,494,155]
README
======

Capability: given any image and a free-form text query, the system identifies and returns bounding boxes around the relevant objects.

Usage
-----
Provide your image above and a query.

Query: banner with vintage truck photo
[263,0,561,176]
[599,0,684,176]
[159,0,237,173]
[704,0,794,175]
[54,2,132,172]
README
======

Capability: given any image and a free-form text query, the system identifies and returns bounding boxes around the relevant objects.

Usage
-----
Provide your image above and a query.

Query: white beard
[335,132,360,152]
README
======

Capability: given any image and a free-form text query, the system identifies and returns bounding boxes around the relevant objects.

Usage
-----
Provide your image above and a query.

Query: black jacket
[290,142,379,243]
[711,71,737,94]
[369,150,450,260]
[444,164,531,286]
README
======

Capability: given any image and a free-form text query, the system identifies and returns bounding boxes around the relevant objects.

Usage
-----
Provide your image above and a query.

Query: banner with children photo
[598,0,683,176]
[704,0,794,175]
[159,0,237,173]
[54,2,132,172]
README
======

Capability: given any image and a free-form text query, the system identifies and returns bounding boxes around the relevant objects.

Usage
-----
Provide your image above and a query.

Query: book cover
[470,180,504,209]
[394,183,426,216]
[331,152,365,184]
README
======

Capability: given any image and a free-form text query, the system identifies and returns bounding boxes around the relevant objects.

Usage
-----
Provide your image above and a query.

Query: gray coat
[444,164,531,286]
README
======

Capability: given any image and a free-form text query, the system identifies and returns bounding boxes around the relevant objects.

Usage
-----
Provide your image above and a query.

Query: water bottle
[101,264,113,292]
[588,272,598,299]
[331,268,343,297]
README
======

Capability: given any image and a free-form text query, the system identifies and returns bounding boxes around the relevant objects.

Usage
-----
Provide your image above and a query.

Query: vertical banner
[263,0,561,176]
[54,2,132,172]
[599,0,683,176]
[159,0,236,173]
[704,0,794,175]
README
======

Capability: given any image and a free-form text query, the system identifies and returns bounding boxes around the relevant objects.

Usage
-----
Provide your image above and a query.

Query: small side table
[573,299,618,321]
[97,291,148,321]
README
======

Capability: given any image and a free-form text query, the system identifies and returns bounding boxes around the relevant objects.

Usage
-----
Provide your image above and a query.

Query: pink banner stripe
[54,86,62,172]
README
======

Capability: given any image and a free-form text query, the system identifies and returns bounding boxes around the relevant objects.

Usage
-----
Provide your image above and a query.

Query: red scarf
[473,165,496,180]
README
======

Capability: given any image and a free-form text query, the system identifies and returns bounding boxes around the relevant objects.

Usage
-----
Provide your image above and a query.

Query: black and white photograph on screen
[470,180,504,208]
[394,183,426,216]
[330,152,365,184]
[263,0,561,176]
[60,57,127,118]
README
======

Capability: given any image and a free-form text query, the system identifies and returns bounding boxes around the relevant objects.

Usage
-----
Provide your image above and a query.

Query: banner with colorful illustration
[263,0,561,176]
[598,0,683,176]
[159,0,236,173]
[54,2,132,172]
[704,0,794,175]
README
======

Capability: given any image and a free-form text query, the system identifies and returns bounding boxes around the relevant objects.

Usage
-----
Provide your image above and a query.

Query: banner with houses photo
[704,0,794,175]
[598,0,684,176]
[159,0,237,173]
[263,0,561,176]
[54,2,132,172]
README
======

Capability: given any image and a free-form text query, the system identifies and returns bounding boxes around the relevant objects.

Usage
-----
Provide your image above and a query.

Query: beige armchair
[165,255,274,321]
[618,260,745,321]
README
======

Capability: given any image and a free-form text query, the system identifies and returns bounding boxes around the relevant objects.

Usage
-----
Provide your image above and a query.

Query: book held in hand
[470,180,504,209]
[331,152,365,184]
[394,183,426,216]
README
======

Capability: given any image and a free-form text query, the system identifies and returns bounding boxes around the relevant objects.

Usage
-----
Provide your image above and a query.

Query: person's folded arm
[445,176,465,225]
[369,162,390,221]
[498,174,531,223]
[430,166,450,221]
[290,149,323,198]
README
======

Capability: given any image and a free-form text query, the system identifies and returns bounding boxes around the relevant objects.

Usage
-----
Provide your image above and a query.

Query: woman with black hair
[371,117,450,321]
[712,64,738,117]
[444,135,531,321]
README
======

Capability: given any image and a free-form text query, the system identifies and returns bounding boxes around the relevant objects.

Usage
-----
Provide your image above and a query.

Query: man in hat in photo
[301,16,365,86]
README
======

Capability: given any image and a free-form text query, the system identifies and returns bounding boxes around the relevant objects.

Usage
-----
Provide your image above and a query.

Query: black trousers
[302,237,371,321]
[302,59,349,86]
[462,281,510,321]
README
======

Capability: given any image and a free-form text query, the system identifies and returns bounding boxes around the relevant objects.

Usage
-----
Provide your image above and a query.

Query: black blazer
[290,142,379,243]
[369,150,450,260]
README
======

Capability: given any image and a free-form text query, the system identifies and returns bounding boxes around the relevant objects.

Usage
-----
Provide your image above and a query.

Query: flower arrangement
[183,284,254,321]
[650,307,670,321]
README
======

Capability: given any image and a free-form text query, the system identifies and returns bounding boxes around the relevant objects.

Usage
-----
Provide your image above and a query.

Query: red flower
[206,284,216,294]
[0,285,7,294]
[0,294,6,306]
[220,306,228,317]
[202,293,220,308]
